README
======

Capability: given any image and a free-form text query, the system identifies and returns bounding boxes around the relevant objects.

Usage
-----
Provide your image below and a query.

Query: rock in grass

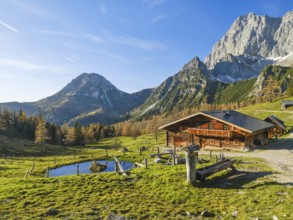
[201,210,215,217]
[46,208,60,216]
[272,215,279,220]
[232,211,238,217]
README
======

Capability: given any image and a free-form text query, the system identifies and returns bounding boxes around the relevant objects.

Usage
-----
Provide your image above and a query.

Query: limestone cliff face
[205,10,293,82]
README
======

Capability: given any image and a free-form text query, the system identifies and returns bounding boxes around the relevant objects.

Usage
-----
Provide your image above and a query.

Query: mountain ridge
[0,73,153,125]
[1,10,293,125]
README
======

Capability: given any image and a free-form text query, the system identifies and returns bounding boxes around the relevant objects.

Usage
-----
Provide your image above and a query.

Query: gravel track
[199,136,293,184]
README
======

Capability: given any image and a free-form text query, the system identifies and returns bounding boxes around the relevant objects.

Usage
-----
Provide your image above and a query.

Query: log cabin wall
[161,111,274,150]
[268,125,284,138]
[167,131,192,147]
[264,117,285,138]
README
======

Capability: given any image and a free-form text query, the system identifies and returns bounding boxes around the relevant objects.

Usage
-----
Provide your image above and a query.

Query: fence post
[105,149,108,157]
[182,146,196,183]
[210,150,212,160]
[144,158,148,169]
[172,146,176,166]
[115,161,119,172]
[76,164,79,175]
[46,167,49,178]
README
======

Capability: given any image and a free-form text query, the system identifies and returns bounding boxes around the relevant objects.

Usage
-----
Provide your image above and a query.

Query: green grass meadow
[240,96,293,127]
[1,131,293,219]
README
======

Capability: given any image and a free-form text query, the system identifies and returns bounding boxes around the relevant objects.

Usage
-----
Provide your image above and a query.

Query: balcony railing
[188,128,232,138]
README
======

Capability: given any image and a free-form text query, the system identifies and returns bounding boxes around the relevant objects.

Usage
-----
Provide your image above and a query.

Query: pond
[48,160,133,177]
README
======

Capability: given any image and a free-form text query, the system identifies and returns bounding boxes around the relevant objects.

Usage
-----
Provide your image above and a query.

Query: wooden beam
[114,157,128,176]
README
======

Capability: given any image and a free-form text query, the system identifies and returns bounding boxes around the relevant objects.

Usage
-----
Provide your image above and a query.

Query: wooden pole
[105,149,108,157]
[157,147,160,154]
[54,157,56,164]
[184,151,196,183]
[139,147,142,155]
[210,150,212,160]
[144,158,148,169]
[46,167,49,178]
[173,145,176,166]
[115,161,118,172]
[76,164,79,175]
[215,155,218,163]
[29,162,35,175]
[24,169,29,179]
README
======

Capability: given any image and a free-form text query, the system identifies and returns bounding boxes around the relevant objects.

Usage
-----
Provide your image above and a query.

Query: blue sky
[0,0,292,102]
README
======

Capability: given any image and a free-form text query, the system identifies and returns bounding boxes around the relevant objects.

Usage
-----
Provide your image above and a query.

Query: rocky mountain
[0,73,153,125]
[1,11,293,125]
[205,10,293,82]
[133,10,293,118]
[131,57,225,118]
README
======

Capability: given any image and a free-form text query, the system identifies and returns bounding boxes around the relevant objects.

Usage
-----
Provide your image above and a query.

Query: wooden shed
[281,100,293,109]
[264,115,286,138]
[159,110,275,150]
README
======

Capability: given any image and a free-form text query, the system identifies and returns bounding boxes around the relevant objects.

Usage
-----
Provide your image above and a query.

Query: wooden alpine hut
[264,115,286,138]
[159,110,275,150]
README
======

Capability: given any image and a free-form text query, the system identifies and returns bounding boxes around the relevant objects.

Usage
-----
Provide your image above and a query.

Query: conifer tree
[35,118,48,152]
[65,127,76,146]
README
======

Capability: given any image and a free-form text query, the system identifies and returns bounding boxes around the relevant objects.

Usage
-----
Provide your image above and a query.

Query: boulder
[89,161,107,172]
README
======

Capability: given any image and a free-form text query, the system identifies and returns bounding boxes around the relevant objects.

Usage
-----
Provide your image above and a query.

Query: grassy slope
[239,96,293,126]
[1,132,293,219]
[214,78,257,103]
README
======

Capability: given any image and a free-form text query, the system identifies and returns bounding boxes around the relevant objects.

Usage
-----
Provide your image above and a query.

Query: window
[208,123,213,130]
[224,138,229,144]
[223,124,228,131]
[234,139,239,145]
[210,139,215,144]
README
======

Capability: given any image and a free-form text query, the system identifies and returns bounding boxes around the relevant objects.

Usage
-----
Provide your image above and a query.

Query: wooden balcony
[188,128,232,138]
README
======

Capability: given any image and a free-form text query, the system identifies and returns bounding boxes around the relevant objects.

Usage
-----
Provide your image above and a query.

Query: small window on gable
[208,123,213,130]
[223,124,228,131]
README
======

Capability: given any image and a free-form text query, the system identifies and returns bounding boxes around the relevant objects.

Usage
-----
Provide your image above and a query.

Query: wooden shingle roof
[264,115,286,131]
[159,110,275,133]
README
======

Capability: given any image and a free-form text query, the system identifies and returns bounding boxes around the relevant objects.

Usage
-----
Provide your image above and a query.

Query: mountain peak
[204,10,292,82]
[182,56,206,71]
[68,72,117,93]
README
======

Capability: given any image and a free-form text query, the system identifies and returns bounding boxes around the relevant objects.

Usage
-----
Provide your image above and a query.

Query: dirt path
[199,137,293,184]
[256,110,293,114]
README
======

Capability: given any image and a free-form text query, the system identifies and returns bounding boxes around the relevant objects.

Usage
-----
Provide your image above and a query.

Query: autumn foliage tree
[35,117,49,152]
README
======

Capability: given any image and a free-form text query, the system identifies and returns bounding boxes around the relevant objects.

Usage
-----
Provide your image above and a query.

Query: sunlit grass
[0,132,292,219]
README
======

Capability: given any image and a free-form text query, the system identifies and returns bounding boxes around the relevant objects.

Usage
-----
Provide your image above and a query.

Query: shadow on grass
[193,169,277,189]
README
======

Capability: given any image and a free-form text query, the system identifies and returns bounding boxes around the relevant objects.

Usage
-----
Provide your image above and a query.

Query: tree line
[1,84,292,146]
[0,108,115,146]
